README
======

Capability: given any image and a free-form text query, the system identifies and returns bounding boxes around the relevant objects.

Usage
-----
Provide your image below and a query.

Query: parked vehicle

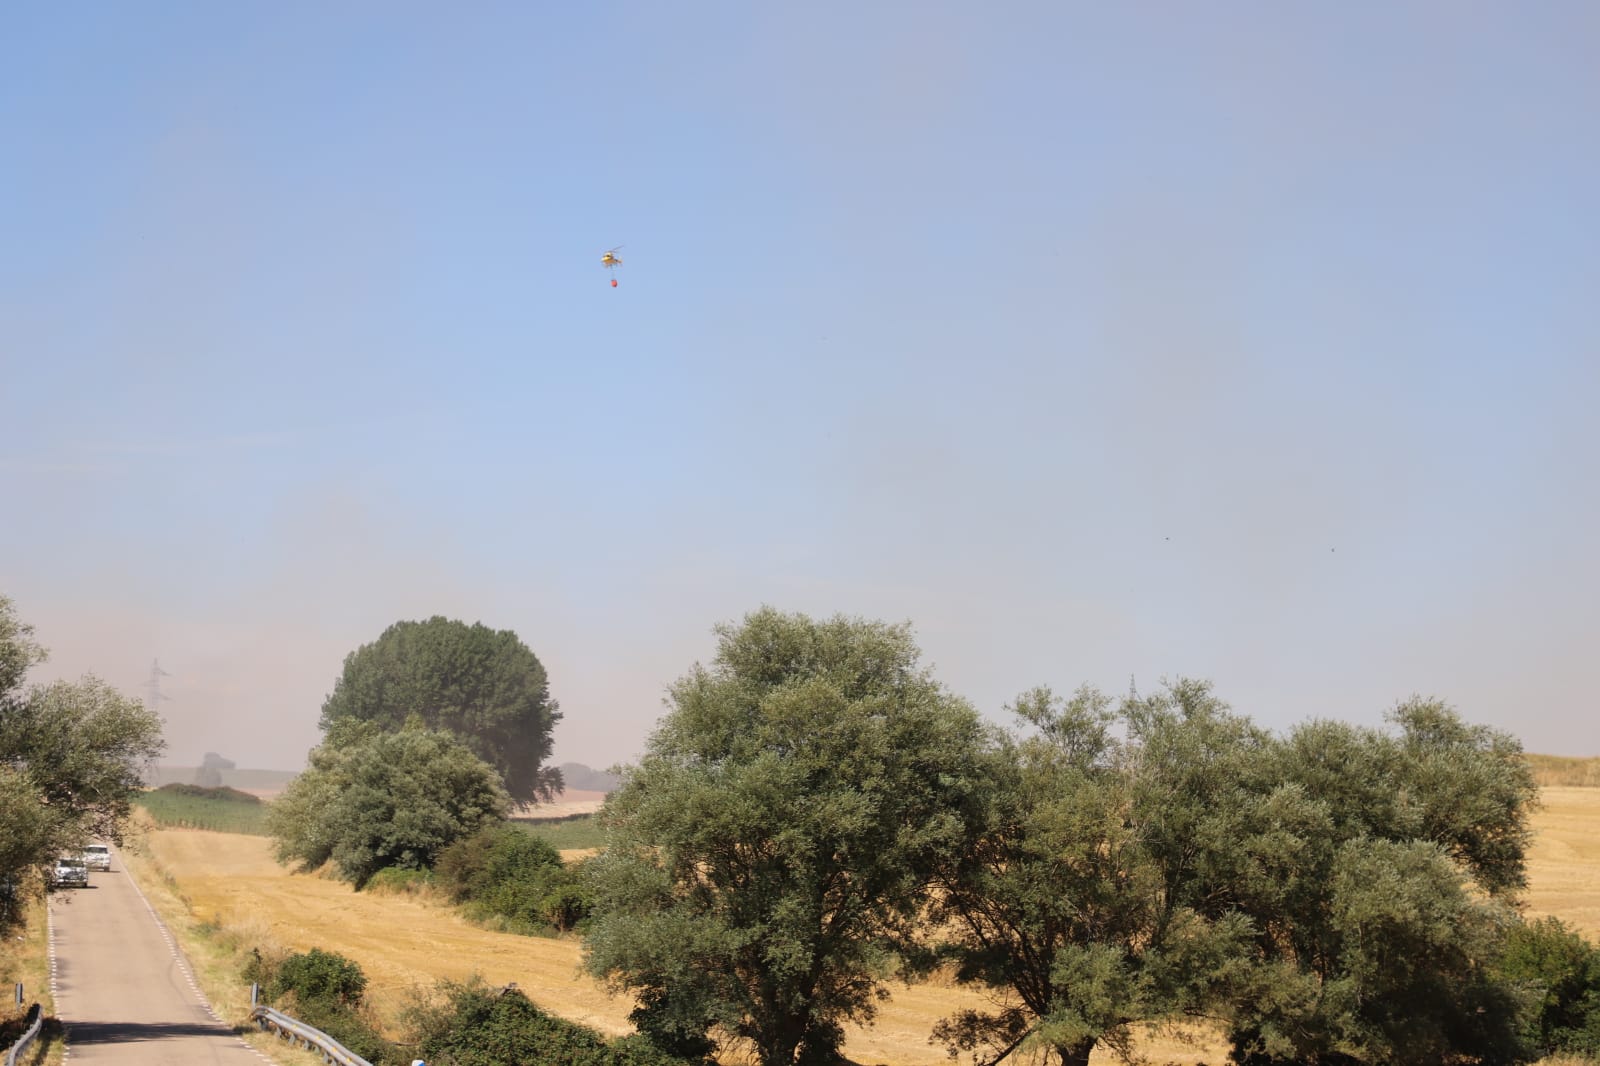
[82,844,112,871]
[52,857,89,888]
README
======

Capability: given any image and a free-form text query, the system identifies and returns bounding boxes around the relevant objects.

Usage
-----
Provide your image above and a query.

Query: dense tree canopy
[1222,701,1538,1064]
[268,723,510,888]
[928,681,1266,1066]
[0,594,44,697]
[319,616,562,804]
[0,594,166,926]
[582,608,989,1066]
[929,684,1542,1066]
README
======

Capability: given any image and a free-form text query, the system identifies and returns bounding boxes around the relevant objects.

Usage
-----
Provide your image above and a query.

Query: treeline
[260,607,1600,1066]
[0,596,165,929]
[584,610,1600,1066]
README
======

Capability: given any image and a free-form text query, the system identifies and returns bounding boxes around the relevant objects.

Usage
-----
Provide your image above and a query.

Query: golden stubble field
[145,787,1600,1066]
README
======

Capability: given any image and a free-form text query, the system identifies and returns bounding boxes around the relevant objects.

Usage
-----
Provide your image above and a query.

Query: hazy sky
[3,4,1597,772]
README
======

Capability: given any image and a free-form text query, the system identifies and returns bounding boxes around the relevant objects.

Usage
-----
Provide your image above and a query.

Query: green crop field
[513,814,604,851]
[134,785,272,836]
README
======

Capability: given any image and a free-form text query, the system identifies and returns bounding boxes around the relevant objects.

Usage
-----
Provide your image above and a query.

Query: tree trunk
[759,1040,800,1066]
[755,1017,804,1066]
[1054,1040,1096,1066]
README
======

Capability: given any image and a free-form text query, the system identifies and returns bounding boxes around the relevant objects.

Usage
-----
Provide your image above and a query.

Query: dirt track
[144,787,1600,1066]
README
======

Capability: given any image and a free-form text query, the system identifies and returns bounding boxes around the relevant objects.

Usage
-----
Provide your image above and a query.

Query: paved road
[49,848,269,1064]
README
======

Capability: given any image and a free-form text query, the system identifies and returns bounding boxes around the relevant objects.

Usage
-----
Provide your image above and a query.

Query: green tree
[0,595,165,921]
[0,594,45,699]
[1222,701,1538,1064]
[0,764,54,925]
[268,725,509,888]
[1,594,52,908]
[319,616,562,804]
[3,677,167,840]
[928,681,1265,1066]
[582,608,988,1066]
[930,685,1539,1066]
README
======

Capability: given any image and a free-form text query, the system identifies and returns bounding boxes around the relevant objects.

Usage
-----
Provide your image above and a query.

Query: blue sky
[3,3,1597,771]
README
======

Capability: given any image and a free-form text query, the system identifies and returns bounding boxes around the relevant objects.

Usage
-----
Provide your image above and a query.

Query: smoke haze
[3,4,1597,768]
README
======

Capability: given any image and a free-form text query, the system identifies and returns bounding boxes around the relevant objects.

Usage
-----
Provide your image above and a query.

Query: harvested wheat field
[1524,787,1600,939]
[146,786,1600,1066]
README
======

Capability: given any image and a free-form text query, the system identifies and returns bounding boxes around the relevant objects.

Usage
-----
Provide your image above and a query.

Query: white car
[82,844,111,871]
[52,857,89,888]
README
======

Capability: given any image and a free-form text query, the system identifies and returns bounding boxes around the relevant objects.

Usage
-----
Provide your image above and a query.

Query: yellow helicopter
[601,246,623,286]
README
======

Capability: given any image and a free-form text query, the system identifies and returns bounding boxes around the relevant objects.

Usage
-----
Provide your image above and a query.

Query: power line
[141,658,171,715]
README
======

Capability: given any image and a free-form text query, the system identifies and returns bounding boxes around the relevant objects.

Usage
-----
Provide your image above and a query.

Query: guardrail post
[250,982,259,1006]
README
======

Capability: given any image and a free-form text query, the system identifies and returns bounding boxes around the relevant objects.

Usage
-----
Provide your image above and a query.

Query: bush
[365,866,437,896]
[1500,916,1600,1057]
[289,996,398,1066]
[435,825,590,933]
[410,977,708,1066]
[266,947,368,1010]
[249,947,400,1064]
[536,863,593,933]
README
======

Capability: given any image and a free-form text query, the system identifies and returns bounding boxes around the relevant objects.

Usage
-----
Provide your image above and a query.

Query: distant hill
[559,762,620,792]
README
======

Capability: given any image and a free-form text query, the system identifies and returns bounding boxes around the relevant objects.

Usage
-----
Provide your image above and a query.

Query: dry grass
[0,897,52,1018]
[133,786,1600,1066]
[1526,755,1600,789]
[0,896,61,1066]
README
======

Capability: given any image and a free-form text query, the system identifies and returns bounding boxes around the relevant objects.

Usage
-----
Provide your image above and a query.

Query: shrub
[250,947,400,1064]
[609,1032,716,1066]
[410,977,708,1066]
[268,948,368,1010]
[1500,916,1600,1057]
[281,993,397,1065]
[365,866,437,896]
[536,863,593,933]
[435,825,589,932]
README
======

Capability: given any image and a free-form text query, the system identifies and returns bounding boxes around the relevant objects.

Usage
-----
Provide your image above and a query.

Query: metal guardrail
[2,1003,42,1066]
[250,1005,373,1066]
